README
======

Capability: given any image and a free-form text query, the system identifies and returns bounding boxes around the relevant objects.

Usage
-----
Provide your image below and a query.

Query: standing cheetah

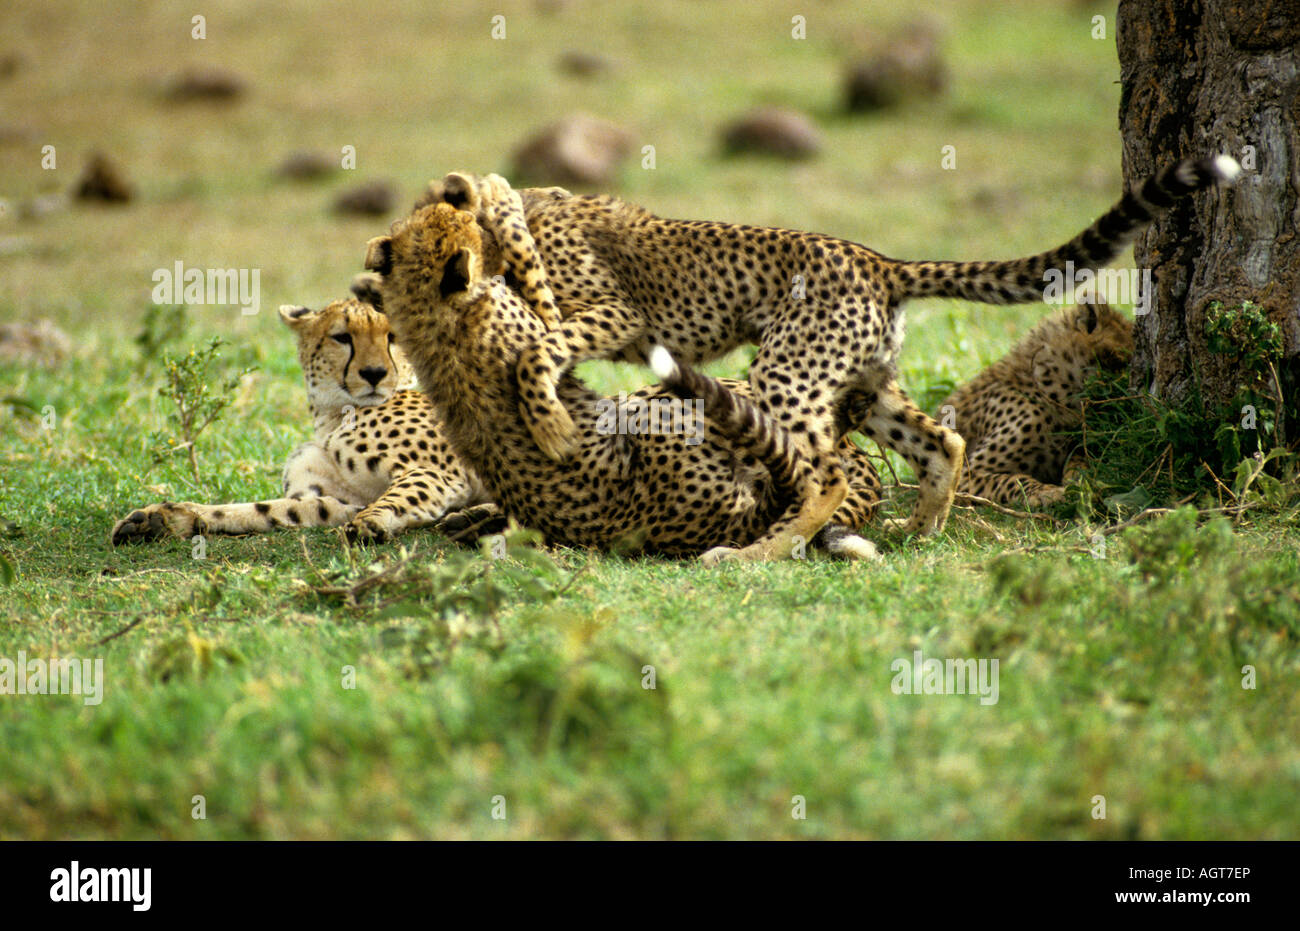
[111,296,497,545]
[420,156,1240,558]
[362,191,882,562]
[940,302,1134,507]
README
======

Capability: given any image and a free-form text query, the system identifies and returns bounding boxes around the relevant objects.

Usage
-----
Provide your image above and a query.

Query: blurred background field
[1,0,1297,840]
[2,0,1125,389]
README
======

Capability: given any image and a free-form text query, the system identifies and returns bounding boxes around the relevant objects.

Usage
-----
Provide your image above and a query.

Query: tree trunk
[1117,0,1299,442]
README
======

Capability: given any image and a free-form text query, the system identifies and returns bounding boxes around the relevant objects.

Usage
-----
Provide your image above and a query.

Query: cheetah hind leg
[811,436,883,560]
[701,458,849,564]
[646,346,852,566]
[859,380,965,536]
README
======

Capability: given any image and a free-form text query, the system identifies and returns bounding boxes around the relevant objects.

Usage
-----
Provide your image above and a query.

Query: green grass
[2,0,1298,839]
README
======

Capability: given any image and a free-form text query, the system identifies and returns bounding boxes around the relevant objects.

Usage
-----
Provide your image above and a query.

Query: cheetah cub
[111,296,497,545]
[422,156,1240,554]
[940,302,1133,507]
[362,188,882,562]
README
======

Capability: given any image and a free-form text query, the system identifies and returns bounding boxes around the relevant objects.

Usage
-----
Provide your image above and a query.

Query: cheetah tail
[648,346,804,498]
[890,155,1241,305]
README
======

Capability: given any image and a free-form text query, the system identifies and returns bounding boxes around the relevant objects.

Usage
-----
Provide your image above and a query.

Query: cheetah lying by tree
[111,296,499,545]
[419,156,1240,558]
[361,183,883,562]
[938,302,1134,508]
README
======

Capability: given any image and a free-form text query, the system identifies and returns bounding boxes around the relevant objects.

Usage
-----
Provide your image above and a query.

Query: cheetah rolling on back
[940,302,1133,508]
[422,156,1240,558]
[362,188,883,562]
[111,296,497,545]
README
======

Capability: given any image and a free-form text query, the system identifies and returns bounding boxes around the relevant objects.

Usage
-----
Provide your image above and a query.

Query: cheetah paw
[477,173,518,214]
[110,503,206,545]
[883,515,942,537]
[1026,485,1067,507]
[436,171,482,212]
[700,546,742,566]
[436,503,507,541]
[523,401,579,462]
[344,515,392,544]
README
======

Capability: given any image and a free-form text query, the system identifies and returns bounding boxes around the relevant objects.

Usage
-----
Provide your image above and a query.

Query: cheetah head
[413,174,507,278]
[1071,302,1134,371]
[277,297,415,414]
[363,203,493,338]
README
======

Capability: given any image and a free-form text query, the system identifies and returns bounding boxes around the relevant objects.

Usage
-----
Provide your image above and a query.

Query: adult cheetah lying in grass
[362,184,883,562]
[111,296,498,545]
[940,302,1134,508]
[420,156,1240,558]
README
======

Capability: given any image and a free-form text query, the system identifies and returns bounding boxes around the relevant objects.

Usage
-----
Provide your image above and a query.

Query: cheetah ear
[440,172,479,211]
[439,248,474,298]
[350,272,384,312]
[364,236,393,275]
[1081,303,1099,334]
[278,305,316,328]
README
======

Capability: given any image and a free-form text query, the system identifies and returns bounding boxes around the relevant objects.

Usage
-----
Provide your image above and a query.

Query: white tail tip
[649,345,677,381]
[1213,154,1242,183]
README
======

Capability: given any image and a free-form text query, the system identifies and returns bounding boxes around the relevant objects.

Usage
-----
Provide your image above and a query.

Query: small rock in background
[720,106,822,159]
[72,152,134,204]
[277,150,337,181]
[164,66,247,102]
[334,180,396,216]
[557,50,614,78]
[0,123,38,145]
[844,24,947,113]
[0,52,23,80]
[0,319,73,367]
[510,114,634,186]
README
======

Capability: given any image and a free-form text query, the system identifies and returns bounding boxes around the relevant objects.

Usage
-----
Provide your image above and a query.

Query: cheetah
[940,302,1133,507]
[419,156,1240,558]
[361,190,883,562]
[111,295,498,545]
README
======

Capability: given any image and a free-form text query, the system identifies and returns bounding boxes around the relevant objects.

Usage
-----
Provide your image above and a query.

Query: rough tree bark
[1117,0,1299,440]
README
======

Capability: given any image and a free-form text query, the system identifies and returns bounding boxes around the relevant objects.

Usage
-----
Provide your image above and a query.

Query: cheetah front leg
[516,302,647,461]
[111,440,368,544]
[442,171,564,330]
[344,467,483,543]
[110,496,362,544]
[959,439,1066,508]
[437,171,649,462]
[858,380,966,536]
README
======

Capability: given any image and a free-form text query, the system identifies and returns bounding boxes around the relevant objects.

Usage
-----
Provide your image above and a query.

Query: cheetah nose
[359,366,387,387]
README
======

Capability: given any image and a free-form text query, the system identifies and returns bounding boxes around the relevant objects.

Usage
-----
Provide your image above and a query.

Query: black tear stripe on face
[338,313,358,389]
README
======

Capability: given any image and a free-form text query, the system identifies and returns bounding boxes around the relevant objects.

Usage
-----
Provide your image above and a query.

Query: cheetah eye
[331,333,353,345]
[387,333,395,342]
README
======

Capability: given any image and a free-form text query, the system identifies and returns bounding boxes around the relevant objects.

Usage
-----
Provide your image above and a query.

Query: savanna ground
[1,0,1297,839]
